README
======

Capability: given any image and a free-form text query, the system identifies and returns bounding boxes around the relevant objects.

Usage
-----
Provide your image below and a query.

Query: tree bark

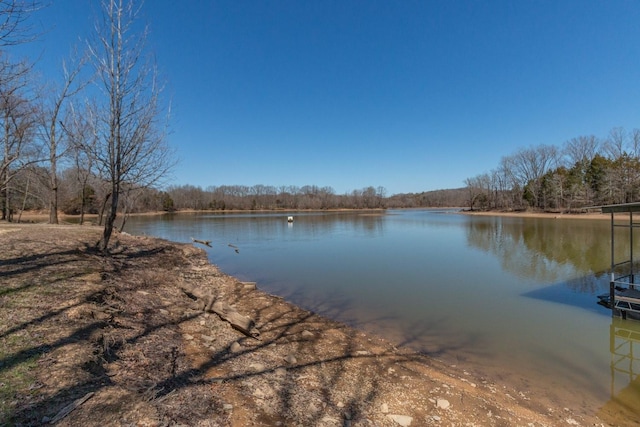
[98,189,118,253]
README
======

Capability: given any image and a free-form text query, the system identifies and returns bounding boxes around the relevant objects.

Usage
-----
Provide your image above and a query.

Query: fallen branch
[191,237,212,247]
[179,284,259,338]
[211,300,256,337]
[49,391,95,424]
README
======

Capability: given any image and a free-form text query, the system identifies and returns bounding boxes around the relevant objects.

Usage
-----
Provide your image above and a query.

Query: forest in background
[6,126,640,219]
[464,128,640,212]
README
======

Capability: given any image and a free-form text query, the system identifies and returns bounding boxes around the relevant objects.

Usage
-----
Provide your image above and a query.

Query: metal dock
[600,203,640,320]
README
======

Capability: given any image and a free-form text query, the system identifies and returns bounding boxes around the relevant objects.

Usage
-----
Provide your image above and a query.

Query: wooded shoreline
[12,206,613,225]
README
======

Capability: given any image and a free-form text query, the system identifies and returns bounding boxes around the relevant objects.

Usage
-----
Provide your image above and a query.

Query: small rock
[284,354,297,364]
[201,334,215,342]
[199,320,206,326]
[223,403,233,411]
[301,330,315,339]
[41,416,51,423]
[387,414,413,426]
[249,362,265,372]
[159,309,169,315]
[230,342,242,353]
[183,334,194,341]
[354,350,370,356]
[274,367,287,377]
[380,403,389,413]
[436,399,450,410]
[565,419,579,426]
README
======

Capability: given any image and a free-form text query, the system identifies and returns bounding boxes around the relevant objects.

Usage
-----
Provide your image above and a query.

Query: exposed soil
[0,221,620,426]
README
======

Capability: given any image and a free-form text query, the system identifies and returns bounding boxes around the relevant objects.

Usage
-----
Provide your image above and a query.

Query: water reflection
[465,217,624,283]
[598,317,640,425]
[184,211,387,240]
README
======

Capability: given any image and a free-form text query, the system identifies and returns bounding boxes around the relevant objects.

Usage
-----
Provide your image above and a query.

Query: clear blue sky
[17,0,640,195]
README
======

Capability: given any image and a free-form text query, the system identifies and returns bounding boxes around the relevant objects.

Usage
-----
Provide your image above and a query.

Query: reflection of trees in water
[465,217,634,289]
[296,213,386,238]
[157,212,388,242]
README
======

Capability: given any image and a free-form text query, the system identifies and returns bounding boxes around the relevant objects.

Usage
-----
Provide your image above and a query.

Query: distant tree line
[165,184,388,210]
[163,185,470,211]
[385,188,468,208]
[464,127,640,212]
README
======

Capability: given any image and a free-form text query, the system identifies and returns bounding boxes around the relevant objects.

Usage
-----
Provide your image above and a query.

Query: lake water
[124,209,640,419]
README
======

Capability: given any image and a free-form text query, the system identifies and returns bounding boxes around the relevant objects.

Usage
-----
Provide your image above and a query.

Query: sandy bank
[460,209,611,220]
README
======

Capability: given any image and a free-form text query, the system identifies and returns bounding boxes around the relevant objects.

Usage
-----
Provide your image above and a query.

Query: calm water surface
[125,209,640,418]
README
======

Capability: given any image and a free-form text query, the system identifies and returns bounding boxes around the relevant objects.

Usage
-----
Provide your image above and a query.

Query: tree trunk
[18,175,30,223]
[98,190,118,253]
[98,192,111,226]
[49,155,58,224]
[49,187,58,224]
[79,185,86,225]
[3,180,10,222]
[118,202,128,233]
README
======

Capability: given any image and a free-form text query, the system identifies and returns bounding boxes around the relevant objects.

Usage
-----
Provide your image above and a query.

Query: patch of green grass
[0,352,39,425]
[0,330,45,421]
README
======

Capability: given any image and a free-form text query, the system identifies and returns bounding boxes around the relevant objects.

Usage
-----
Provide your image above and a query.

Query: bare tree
[509,144,560,209]
[0,57,37,220]
[465,174,494,210]
[561,135,600,206]
[39,51,87,224]
[631,128,640,159]
[88,0,173,252]
[563,135,599,167]
[0,1,41,47]
[604,127,628,159]
[66,99,97,224]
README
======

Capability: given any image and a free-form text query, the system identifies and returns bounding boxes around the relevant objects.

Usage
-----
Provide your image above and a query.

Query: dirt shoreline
[460,209,611,220]
[0,221,622,426]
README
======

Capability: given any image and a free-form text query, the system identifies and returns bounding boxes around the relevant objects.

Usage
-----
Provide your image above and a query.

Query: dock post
[631,211,635,290]
[610,277,616,317]
[611,211,616,316]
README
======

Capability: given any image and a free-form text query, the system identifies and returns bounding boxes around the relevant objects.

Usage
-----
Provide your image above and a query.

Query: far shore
[12,206,617,225]
[459,209,611,221]
[12,208,390,223]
